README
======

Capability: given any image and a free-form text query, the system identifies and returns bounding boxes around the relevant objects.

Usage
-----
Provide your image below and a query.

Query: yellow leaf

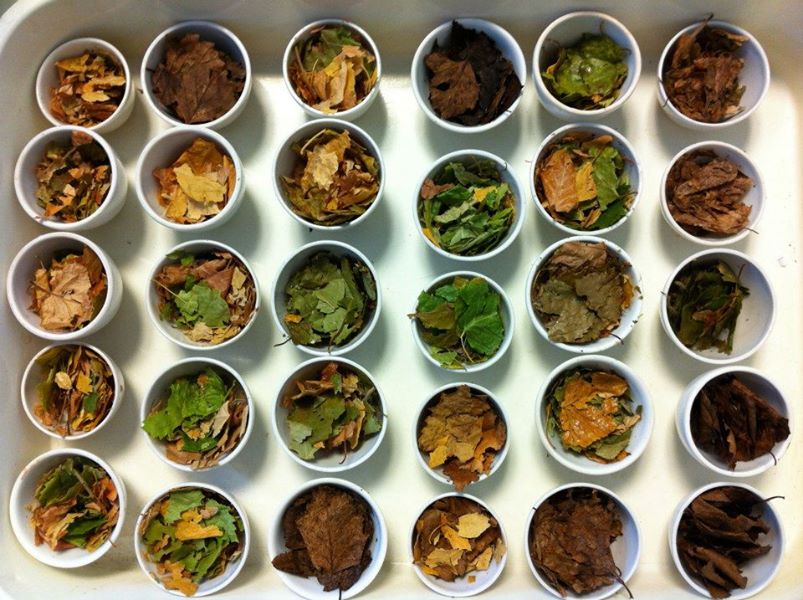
[54,371,72,390]
[75,372,93,394]
[493,538,506,563]
[473,186,496,203]
[425,547,464,568]
[165,188,189,220]
[575,160,597,203]
[442,525,472,551]
[174,163,226,204]
[55,54,90,73]
[457,513,490,538]
[428,445,450,468]
[472,546,494,571]
[174,519,222,541]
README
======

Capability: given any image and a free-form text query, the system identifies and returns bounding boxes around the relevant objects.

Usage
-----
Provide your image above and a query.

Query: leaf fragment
[49,51,126,127]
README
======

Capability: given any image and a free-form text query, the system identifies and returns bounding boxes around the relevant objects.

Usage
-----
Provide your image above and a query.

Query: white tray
[1,1,801,598]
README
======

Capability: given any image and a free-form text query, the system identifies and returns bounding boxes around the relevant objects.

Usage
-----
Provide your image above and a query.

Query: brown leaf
[425,53,480,120]
[540,148,580,213]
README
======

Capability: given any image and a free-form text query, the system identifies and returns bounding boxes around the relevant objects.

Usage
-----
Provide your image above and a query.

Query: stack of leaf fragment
[50,51,126,127]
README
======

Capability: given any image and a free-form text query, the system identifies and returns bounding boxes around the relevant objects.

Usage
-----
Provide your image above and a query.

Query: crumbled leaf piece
[151,33,246,124]
[50,50,126,127]
[424,21,522,126]
[272,485,374,592]
[417,385,506,490]
[667,260,749,354]
[666,149,753,236]
[531,241,635,344]
[288,25,377,114]
[542,34,628,110]
[691,376,789,469]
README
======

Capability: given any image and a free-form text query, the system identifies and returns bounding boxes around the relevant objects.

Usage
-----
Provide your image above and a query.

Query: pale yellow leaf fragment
[472,546,494,571]
[174,519,222,541]
[575,160,597,203]
[425,547,464,569]
[457,513,490,539]
[174,163,226,204]
[54,371,72,390]
[75,372,93,394]
[442,525,472,551]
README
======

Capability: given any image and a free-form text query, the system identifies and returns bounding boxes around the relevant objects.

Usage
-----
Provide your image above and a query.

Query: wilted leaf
[50,51,125,126]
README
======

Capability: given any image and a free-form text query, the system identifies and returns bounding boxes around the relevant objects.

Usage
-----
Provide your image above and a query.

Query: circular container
[535,355,653,476]
[271,240,381,356]
[272,118,385,230]
[147,239,260,351]
[141,20,252,129]
[14,125,127,231]
[283,19,382,121]
[413,382,510,488]
[660,141,764,246]
[35,37,135,134]
[525,235,642,353]
[411,18,526,133]
[659,248,775,365]
[676,366,791,477]
[135,482,250,596]
[411,271,514,373]
[135,126,244,231]
[21,342,124,441]
[273,356,387,473]
[533,11,641,121]
[657,20,770,131]
[530,123,642,236]
[140,357,254,472]
[6,232,123,341]
[269,477,387,600]
[413,149,525,261]
[525,482,641,600]
[410,492,507,596]
[669,481,783,600]
[9,447,126,568]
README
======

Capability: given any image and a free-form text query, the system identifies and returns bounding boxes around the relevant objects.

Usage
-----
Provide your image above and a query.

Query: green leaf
[415,301,457,331]
[463,312,505,356]
[591,148,621,208]
[174,283,230,328]
[204,499,241,545]
[35,459,81,507]
[163,490,205,523]
[82,391,99,414]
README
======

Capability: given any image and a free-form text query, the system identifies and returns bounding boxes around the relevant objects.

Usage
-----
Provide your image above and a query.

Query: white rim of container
[525,235,643,353]
[532,11,641,120]
[413,382,510,487]
[409,492,508,597]
[140,356,254,472]
[657,20,770,130]
[35,37,134,133]
[411,270,515,373]
[146,239,260,351]
[141,20,252,129]
[411,18,526,133]
[270,239,381,356]
[282,19,382,121]
[14,125,127,231]
[272,356,387,473]
[269,477,388,599]
[6,231,122,341]
[676,366,792,478]
[530,123,642,236]
[272,118,385,230]
[21,342,124,441]
[659,141,764,246]
[134,482,250,596]
[9,447,126,568]
[412,149,525,261]
[534,355,654,476]
[525,482,641,600]
[135,126,244,231]
[659,248,775,365]
[668,481,784,600]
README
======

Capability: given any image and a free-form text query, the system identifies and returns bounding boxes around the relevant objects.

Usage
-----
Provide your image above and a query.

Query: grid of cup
[273,118,385,230]
[272,356,387,473]
[660,141,764,246]
[271,239,381,356]
[525,482,641,600]
[668,481,784,600]
[6,232,123,341]
[535,355,653,476]
[135,126,244,231]
[9,447,126,568]
[413,149,525,261]
[657,20,770,131]
[134,482,250,596]
[282,19,382,121]
[411,270,514,373]
[14,125,127,230]
[414,382,510,487]
[411,18,526,133]
[410,492,507,596]
[141,20,252,129]
[525,235,643,353]
[35,37,134,134]
[676,366,791,478]
[146,239,260,351]
[530,123,642,236]
[533,11,641,121]
[268,477,388,599]
[21,342,124,441]
[659,248,775,365]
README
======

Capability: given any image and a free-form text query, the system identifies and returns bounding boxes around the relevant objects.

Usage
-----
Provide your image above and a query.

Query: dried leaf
[49,51,126,126]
